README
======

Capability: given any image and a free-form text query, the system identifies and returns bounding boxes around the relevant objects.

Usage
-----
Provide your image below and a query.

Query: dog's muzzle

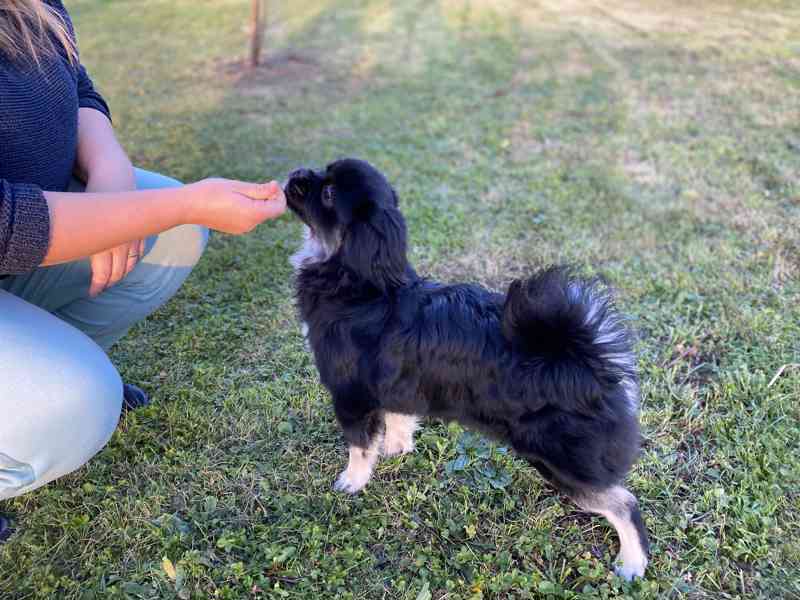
[285,168,314,216]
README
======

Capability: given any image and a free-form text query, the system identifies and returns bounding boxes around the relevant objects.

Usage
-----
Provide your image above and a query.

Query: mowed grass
[2,0,800,598]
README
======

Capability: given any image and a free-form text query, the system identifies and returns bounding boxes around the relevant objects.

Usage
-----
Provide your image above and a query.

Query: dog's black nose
[286,168,314,210]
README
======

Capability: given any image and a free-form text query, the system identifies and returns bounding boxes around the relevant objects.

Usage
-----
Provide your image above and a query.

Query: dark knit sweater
[0,0,110,275]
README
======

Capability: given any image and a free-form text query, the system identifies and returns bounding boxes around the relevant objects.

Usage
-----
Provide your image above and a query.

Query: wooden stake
[249,0,266,68]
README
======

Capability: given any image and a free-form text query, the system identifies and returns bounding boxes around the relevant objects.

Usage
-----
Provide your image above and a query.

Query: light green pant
[0,169,208,501]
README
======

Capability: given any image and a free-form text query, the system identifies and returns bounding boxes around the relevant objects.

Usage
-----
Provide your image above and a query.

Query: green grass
[2,0,800,598]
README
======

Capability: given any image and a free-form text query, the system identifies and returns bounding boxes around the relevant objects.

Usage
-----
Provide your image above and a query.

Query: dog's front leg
[574,486,650,580]
[334,439,381,494]
[332,403,383,494]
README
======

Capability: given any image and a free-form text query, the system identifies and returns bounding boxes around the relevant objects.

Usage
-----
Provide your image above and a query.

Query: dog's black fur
[285,158,650,578]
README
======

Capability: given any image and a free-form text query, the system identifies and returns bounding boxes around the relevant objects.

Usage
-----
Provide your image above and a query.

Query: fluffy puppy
[285,159,649,579]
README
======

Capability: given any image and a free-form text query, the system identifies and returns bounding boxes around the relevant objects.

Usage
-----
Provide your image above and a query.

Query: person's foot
[122,384,151,412]
[0,515,11,543]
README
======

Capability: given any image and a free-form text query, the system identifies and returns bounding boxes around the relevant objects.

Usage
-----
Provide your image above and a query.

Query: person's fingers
[251,189,287,220]
[89,252,113,297]
[124,240,142,277]
[108,244,130,288]
[234,180,285,201]
[263,180,285,201]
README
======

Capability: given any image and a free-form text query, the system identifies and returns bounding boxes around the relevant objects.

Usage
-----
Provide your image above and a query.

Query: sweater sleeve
[0,180,51,275]
[76,63,112,121]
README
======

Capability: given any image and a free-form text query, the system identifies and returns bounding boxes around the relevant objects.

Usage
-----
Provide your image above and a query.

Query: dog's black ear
[339,206,408,293]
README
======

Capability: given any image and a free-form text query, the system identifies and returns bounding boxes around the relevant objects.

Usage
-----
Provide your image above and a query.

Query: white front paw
[614,554,648,581]
[333,469,370,494]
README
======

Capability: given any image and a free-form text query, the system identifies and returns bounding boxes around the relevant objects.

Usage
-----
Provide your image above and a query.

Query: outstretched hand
[185,178,287,234]
[86,178,286,296]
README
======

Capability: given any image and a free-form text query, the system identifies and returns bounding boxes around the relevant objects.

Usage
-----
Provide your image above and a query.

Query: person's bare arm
[41,179,286,266]
[74,108,143,295]
[73,108,135,189]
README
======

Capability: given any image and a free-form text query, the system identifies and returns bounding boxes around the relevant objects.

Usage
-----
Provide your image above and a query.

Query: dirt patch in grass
[218,52,321,85]
[215,47,377,107]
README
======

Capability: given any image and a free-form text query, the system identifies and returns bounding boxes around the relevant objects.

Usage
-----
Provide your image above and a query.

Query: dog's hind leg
[382,413,418,457]
[332,403,383,494]
[573,486,650,580]
[521,456,649,580]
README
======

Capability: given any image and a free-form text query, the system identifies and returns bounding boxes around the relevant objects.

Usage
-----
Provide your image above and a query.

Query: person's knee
[0,344,122,500]
[134,168,183,190]
[121,224,208,317]
[145,223,208,273]
[69,350,123,450]
[44,348,123,471]
[177,224,209,268]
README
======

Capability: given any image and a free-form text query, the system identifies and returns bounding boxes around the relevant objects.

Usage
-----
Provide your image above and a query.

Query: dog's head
[285,158,408,292]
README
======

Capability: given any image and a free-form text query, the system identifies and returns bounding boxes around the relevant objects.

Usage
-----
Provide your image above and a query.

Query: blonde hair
[0,0,77,65]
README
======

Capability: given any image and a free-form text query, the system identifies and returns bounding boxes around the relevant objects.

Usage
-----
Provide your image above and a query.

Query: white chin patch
[290,226,327,270]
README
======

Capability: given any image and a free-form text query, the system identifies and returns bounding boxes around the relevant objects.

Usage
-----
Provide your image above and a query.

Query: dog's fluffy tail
[501,266,638,413]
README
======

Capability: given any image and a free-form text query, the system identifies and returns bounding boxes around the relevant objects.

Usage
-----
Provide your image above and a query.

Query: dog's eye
[321,184,335,208]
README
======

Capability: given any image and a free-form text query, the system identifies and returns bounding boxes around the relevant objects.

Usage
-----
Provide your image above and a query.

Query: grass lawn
[2,0,800,598]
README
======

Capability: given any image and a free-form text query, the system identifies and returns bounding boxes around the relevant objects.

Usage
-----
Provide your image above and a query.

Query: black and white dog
[285,158,649,579]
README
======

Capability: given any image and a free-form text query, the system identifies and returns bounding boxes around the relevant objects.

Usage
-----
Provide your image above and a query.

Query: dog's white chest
[291,226,325,343]
[290,226,327,270]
